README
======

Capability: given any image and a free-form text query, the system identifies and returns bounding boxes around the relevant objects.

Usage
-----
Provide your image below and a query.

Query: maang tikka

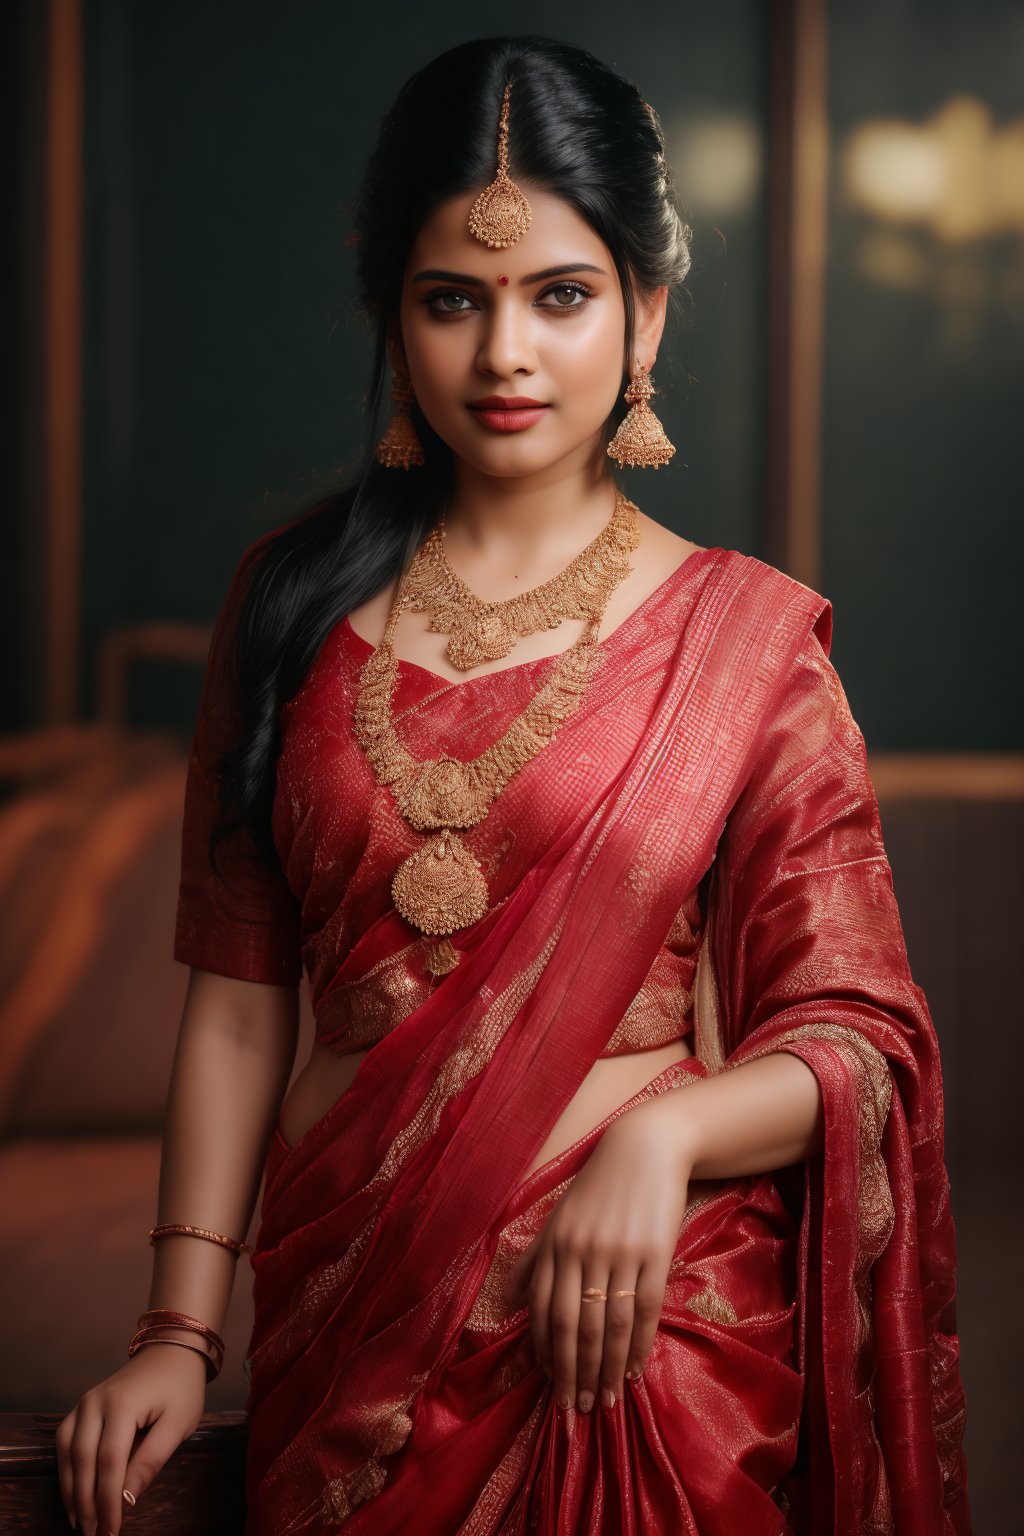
[467,79,533,248]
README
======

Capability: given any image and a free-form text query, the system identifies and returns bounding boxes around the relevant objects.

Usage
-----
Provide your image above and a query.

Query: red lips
[469,396,548,409]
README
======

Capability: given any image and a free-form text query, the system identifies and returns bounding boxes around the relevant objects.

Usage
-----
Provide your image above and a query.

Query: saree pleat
[227,546,970,1533]
[260,1058,804,1535]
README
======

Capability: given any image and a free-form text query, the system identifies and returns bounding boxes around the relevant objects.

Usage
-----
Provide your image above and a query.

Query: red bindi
[497,274,509,285]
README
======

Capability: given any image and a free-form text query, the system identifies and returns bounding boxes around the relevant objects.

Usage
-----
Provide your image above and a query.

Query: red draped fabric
[174,532,971,1533]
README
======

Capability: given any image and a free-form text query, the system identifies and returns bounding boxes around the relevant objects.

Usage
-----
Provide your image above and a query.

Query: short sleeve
[173,535,303,986]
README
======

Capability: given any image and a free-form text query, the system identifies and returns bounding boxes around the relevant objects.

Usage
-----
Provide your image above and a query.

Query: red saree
[174,534,970,1533]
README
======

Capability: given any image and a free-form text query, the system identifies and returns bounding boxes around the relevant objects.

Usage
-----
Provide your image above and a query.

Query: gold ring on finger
[581,1287,607,1303]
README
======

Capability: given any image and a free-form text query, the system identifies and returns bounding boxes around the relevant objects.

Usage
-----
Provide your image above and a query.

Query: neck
[444,458,620,582]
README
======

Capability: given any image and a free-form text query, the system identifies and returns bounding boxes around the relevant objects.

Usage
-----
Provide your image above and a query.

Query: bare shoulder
[634,511,701,574]
[347,574,401,648]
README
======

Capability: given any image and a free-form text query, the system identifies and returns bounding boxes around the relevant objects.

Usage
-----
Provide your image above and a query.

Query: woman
[57,34,971,1536]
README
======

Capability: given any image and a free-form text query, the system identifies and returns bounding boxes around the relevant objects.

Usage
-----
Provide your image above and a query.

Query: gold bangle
[135,1309,226,1352]
[128,1332,222,1382]
[148,1222,252,1256]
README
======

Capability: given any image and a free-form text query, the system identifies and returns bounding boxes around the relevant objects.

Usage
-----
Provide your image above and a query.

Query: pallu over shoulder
[174,533,969,1534]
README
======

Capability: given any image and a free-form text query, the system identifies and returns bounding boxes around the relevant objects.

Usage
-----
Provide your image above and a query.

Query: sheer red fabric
[174,545,710,1057]
[174,534,971,1533]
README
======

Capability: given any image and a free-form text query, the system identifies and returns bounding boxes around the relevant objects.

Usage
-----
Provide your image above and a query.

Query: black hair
[211,34,692,874]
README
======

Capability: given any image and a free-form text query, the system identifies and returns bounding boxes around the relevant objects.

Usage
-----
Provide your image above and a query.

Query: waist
[277,1033,696,1161]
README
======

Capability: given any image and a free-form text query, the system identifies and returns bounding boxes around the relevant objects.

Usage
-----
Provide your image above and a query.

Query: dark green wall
[76,3,1022,746]
[822,0,1023,748]
[79,1,769,728]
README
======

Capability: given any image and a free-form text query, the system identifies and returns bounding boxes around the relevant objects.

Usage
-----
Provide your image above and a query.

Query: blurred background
[3,0,1021,1528]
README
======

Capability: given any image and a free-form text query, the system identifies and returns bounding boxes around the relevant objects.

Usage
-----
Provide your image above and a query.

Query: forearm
[146,975,298,1341]
[621,1050,824,1179]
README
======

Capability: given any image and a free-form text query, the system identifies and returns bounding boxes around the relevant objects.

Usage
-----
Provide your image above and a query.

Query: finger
[549,1244,583,1413]
[575,1257,611,1413]
[123,1411,196,1512]
[626,1258,667,1381]
[599,1265,639,1407]
[55,1410,79,1530]
[95,1413,141,1536]
[69,1399,103,1535]
[526,1246,555,1379]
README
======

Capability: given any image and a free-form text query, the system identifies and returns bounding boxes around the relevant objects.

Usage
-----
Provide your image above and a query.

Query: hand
[55,1344,207,1535]
[504,1105,693,1414]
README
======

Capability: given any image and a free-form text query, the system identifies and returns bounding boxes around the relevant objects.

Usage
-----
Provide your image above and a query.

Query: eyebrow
[412,263,608,286]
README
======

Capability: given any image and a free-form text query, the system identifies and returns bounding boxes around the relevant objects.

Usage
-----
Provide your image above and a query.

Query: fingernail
[577,1391,593,1412]
[122,1488,136,1506]
[557,1391,571,1411]
[600,1386,615,1408]
[625,1368,635,1379]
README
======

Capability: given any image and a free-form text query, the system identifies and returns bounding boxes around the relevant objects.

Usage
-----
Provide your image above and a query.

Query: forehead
[405,184,612,277]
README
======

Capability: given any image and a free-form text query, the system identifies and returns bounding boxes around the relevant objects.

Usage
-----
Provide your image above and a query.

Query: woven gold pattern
[467,81,533,249]
[402,488,641,669]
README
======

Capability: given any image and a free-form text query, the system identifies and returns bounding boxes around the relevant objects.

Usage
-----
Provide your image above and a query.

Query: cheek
[554,312,623,375]
[556,331,624,412]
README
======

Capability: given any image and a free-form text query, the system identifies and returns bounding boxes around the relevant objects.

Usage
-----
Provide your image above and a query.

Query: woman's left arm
[612,1046,825,1180]
[505,1052,824,1417]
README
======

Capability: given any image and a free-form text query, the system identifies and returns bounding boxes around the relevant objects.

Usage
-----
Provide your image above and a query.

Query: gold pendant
[391,830,489,936]
[395,755,492,832]
[444,613,518,671]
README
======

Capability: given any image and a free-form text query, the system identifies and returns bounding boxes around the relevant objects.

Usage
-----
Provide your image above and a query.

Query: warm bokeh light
[842,95,1024,242]
[668,113,763,216]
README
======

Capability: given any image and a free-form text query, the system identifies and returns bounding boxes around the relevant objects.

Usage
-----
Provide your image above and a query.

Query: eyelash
[424,280,594,318]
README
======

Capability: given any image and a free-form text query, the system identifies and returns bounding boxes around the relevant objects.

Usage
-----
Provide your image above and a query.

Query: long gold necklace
[401,488,641,671]
[352,496,641,974]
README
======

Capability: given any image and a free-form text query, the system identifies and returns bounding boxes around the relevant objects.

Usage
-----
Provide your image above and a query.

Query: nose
[475,295,539,380]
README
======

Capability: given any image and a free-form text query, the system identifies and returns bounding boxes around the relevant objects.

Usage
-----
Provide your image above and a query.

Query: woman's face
[394,184,665,482]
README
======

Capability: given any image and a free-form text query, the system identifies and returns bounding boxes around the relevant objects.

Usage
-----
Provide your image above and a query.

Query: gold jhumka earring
[375,370,425,470]
[606,358,676,469]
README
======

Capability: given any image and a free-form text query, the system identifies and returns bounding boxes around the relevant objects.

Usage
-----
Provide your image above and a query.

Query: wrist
[129,1310,225,1380]
[130,1336,211,1377]
[607,1089,702,1178]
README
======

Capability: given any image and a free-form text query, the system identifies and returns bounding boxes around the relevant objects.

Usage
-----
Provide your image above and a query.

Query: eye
[423,280,594,318]
[428,291,475,315]
[537,281,593,311]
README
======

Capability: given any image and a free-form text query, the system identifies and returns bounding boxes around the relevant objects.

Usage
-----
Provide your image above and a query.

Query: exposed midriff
[277,883,704,1181]
[277,1032,695,1183]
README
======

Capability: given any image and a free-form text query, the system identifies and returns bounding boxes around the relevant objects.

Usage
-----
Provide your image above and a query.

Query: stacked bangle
[136,1222,246,1383]
[128,1309,226,1381]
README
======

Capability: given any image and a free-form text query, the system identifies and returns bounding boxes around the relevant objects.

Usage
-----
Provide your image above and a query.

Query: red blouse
[173,540,717,1057]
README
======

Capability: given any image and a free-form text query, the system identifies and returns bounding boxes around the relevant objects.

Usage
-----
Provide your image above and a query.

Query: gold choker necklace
[400,489,641,671]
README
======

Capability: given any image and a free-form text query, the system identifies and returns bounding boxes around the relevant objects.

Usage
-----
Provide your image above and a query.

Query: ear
[633,283,669,372]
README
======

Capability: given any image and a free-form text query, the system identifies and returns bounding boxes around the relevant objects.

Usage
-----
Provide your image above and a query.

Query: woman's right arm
[56,967,299,1536]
